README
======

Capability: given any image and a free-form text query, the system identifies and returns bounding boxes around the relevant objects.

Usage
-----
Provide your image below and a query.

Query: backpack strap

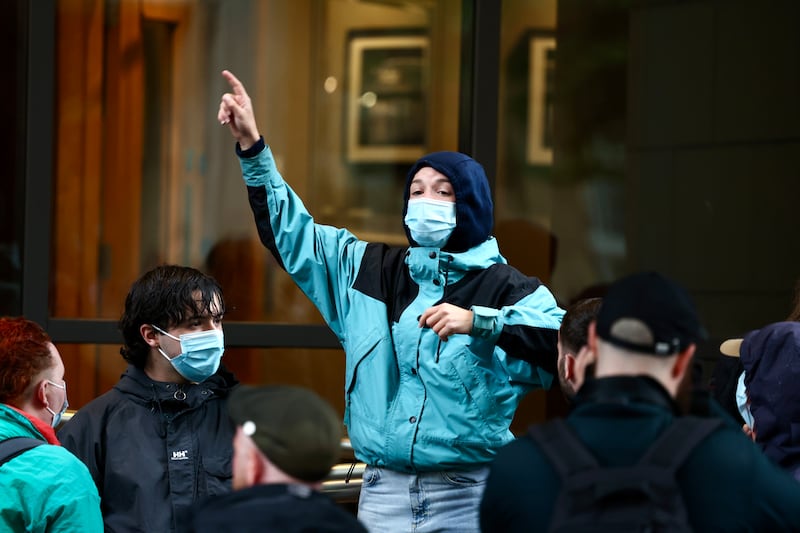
[0,437,44,468]
[529,419,599,477]
[639,416,722,472]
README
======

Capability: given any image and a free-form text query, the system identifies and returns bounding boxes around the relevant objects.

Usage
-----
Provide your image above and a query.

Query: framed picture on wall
[527,33,556,166]
[346,31,429,164]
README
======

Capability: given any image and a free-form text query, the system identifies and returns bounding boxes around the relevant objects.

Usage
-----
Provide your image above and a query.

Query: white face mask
[404,198,457,248]
[736,371,754,428]
[45,380,69,428]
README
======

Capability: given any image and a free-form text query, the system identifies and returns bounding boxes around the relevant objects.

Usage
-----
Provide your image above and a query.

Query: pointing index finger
[221,69,248,97]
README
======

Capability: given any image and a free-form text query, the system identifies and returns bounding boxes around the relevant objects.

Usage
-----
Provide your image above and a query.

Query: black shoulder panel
[352,243,418,324]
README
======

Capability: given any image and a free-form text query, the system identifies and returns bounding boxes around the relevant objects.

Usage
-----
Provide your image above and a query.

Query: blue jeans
[357,466,489,533]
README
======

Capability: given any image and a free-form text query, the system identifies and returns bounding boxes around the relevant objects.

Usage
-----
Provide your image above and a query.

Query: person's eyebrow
[410,176,450,186]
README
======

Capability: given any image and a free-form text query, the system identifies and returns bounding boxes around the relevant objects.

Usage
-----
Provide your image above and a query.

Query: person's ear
[140,324,160,348]
[671,343,696,380]
[34,379,49,409]
[587,321,598,352]
[573,344,595,391]
[564,353,576,382]
[250,448,266,485]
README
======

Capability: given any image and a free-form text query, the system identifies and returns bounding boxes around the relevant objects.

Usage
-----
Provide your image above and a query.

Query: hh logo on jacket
[171,449,189,461]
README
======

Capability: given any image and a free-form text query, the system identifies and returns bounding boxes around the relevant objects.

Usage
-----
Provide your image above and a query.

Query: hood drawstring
[435,254,453,363]
[150,384,168,438]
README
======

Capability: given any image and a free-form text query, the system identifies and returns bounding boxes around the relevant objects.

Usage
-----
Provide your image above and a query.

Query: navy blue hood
[740,321,800,472]
[402,151,493,252]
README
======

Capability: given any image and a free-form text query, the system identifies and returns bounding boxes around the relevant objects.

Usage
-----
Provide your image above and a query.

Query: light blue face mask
[404,198,457,248]
[736,371,754,428]
[152,325,225,383]
[45,380,69,428]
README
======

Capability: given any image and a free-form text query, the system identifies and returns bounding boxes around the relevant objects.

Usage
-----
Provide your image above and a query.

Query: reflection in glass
[50,0,460,414]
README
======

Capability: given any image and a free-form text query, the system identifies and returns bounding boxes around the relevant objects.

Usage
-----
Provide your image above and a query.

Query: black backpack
[0,437,43,468]
[529,416,721,533]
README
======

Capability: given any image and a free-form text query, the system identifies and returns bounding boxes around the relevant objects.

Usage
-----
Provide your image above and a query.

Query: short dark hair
[0,317,54,404]
[560,297,603,355]
[119,265,225,368]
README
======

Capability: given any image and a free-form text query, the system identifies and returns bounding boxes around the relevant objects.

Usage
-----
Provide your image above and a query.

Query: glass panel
[51,0,462,411]
[496,0,560,292]
[310,0,461,243]
[495,0,565,426]
[497,1,800,405]
[225,347,346,417]
[58,344,128,410]
[51,0,460,321]
[0,0,24,316]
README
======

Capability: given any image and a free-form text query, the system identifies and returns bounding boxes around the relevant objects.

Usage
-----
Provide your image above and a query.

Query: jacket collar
[0,403,59,444]
[574,375,680,415]
[114,364,238,406]
[406,238,505,284]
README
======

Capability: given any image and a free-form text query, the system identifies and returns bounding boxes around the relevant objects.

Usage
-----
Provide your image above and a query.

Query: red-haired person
[0,317,102,532]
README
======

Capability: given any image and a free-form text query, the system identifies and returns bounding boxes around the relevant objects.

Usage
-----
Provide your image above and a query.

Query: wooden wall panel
[95,0,146,397]
[54,0,105,408]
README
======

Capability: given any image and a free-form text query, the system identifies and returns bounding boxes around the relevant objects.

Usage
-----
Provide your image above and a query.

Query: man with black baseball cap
[481,271,800,532]
[595,271,706,356]
[190,385,367,532]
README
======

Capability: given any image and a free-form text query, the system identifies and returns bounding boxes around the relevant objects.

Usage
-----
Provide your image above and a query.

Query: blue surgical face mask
[45,380,69,428]
[404,198,457,248]
[736,371,754,428]
[152,325,225,383]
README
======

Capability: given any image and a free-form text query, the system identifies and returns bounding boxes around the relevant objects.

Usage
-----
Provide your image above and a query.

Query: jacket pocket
[201,455,232,497]
[343,330,395,434]
[447,354,511,435]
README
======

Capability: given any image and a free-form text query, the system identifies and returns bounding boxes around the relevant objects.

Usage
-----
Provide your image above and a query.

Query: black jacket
[59,364,239,533]
[190,483,367,533]
[480,376,800,532]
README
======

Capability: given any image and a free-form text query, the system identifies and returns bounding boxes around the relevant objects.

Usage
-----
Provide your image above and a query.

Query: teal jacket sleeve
[239,143,367,340]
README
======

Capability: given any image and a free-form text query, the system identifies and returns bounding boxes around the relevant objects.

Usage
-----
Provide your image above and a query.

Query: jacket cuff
[236,137,265,158]
[471,305,501,340]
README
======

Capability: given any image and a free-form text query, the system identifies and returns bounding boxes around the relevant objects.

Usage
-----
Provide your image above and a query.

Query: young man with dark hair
[60,265,239,532]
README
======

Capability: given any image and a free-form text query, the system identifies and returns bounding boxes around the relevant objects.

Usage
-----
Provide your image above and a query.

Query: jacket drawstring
[344,461,357,484]
[150,386,168,439]
[435,254,453,364]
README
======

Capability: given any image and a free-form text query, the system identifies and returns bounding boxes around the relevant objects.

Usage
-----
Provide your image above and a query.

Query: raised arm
[218,70,261,150]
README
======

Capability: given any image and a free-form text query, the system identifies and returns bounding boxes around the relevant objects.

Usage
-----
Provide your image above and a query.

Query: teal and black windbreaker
[238,141,565,472]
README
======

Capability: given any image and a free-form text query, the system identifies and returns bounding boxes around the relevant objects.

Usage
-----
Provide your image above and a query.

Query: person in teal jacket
[0,317,103,533]
[219,70,564,532]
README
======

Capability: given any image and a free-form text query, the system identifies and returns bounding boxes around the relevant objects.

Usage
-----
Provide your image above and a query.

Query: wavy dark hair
[119,265,225,368]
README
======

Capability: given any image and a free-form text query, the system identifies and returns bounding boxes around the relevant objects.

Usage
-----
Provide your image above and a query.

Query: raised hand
[218,70,261,150]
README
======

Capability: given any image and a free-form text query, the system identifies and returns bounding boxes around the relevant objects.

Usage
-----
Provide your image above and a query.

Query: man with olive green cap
[190,384,367,532]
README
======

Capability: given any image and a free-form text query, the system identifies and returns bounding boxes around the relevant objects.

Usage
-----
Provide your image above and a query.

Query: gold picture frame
[346,32,429,164]
[527,34,556,166]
